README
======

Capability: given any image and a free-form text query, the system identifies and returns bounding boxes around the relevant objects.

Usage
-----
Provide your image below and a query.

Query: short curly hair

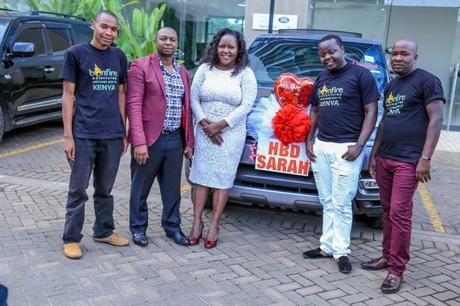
[201,28,249,76]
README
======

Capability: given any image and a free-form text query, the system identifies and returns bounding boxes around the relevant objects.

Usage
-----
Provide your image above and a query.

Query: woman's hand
[210,134,223,146]
[199,118,212,128]
[203,120,227,137]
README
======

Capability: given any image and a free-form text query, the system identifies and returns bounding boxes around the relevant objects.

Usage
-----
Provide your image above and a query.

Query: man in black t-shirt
[361,39,444,294]
[60,11,129,259]
[303,35,379,274]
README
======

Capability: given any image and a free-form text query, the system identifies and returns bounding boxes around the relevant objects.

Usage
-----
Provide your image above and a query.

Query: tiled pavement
[0,123,460,305]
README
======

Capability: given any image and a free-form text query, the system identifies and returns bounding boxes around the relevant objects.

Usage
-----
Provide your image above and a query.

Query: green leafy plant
[117,4,166,61]
[23,0,102,21]
[21,0,166,62]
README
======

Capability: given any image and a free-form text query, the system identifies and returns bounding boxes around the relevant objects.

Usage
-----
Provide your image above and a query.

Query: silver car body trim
[18,98,62,112]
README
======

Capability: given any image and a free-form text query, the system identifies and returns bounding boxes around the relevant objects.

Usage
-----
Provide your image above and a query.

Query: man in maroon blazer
[127,27,194,247]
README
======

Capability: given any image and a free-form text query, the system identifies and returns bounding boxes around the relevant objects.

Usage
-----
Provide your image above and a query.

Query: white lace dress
[189,64,257,189]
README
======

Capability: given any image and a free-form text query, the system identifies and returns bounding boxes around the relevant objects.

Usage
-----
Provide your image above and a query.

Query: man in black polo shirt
[361,38,444,293]
[303,35,379,274]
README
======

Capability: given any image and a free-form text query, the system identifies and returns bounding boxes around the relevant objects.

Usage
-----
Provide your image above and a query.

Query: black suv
[0,9,92,142]
[187,30,389,228]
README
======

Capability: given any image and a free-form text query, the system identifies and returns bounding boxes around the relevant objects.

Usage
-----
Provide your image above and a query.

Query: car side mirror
[12,42,35,57]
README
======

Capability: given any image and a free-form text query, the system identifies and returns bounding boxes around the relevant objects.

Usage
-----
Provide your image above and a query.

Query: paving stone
[1,125,460,305]
[364,296,396,306]
[327,298,352,306]
[422,295,454,306]
[341,293,370,304]
[433,291,460,302]
[409,287,438,297]
[318,289,346,300]
[296,285,324,296]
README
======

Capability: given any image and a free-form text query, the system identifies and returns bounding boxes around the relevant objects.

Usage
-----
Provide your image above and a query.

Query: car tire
[0,104,4,143]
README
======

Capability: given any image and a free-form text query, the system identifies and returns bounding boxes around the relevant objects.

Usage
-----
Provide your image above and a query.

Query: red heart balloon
[274,73,314,108]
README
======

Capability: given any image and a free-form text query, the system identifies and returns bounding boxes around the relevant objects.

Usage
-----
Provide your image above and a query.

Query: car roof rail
[0,8,19,12]
[0,8,20,15]
[30,10,87,22]
[278,29,362,38]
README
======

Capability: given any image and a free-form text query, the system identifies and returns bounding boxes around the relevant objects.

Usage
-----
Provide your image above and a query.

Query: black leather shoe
[166,231,189,246]
[132,233,148,247]
[337,256,352,274]
[303,248,333,259]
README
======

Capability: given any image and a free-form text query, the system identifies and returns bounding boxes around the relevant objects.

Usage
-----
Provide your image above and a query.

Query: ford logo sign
[278,17,289,23]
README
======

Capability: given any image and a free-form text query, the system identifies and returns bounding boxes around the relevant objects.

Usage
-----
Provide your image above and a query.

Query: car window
[249,38,322,86]
[0,19,9,42]
[47,27,71,53]
[71,23,92,44]
[248,37,388,95]
[14,27,46,56]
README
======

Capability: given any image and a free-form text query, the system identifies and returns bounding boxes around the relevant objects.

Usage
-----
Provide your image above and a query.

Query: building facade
[10,0,460,128]
[134,0,460,129]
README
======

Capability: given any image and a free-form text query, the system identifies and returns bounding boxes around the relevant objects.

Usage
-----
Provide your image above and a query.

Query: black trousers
[129,130,184,235]
[62,138,123,243]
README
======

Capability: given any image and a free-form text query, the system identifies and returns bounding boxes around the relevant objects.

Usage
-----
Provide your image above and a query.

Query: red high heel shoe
[189,224,204,246]
[204,239,218,249]
[204,229,219,249]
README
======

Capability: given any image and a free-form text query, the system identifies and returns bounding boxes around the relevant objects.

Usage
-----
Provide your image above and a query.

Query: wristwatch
[421,155,431,161]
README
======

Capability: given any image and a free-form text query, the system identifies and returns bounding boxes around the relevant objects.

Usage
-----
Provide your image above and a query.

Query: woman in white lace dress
[188,28,257,249]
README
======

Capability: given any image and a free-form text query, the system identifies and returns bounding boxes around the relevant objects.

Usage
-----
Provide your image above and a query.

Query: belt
[161,128,180,134]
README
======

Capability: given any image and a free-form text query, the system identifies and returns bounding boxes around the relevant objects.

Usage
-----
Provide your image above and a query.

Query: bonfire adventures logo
[317,83,343,107]
[88,64,119,91]
[385,91,405,116]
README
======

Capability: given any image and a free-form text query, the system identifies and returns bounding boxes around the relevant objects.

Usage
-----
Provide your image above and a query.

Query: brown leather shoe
[381,273,403,294]
[64,243,82,259]
[361,256,388,270]
[94,233,129,246]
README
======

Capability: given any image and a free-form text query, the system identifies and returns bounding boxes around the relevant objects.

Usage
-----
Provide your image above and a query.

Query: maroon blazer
[127,53,194,149]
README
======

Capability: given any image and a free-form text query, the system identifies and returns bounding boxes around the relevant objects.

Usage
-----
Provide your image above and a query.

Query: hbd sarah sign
[255,135,310,176]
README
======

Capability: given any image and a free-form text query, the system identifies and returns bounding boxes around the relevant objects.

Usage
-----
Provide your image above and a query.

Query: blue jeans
[129,130,184,235]
[311,139,365,259]
[62,138,123,243]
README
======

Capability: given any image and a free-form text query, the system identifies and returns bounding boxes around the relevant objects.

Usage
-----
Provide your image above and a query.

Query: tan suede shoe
[94,233,129,246]
[64,243,82,259]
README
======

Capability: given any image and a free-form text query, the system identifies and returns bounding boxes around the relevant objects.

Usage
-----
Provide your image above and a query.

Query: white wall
[386,6,457,95]
[311,3,390,43]
[244,0,310,45]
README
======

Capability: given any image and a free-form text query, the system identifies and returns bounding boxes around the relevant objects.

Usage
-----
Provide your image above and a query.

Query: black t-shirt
[377,68,445,164]
[309,63,380,143]
[60,43,127,139]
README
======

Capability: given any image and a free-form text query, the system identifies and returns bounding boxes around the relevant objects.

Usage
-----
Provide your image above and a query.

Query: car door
[42,22,72,109]
[7,21,58,117]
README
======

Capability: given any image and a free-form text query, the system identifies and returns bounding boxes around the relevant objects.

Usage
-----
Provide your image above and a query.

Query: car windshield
[248,37,388,96]
[0,19,9,42]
